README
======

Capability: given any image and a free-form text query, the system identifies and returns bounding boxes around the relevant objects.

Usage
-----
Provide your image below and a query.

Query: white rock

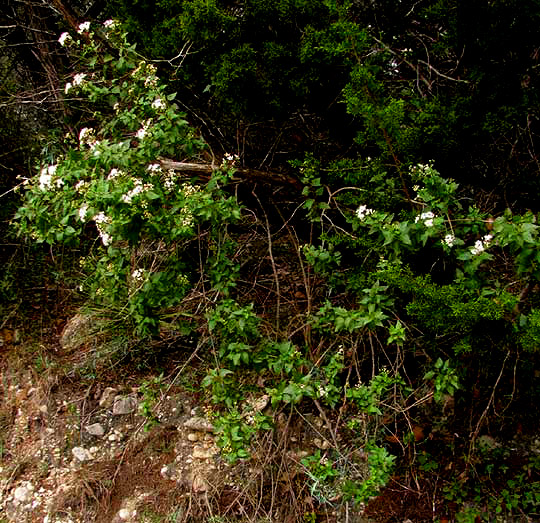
[187,432,199,442]
[13,483,34,503]
[72,446,92,461]
[86,423,105,437]
[183,416,214,432]
[99,387,117,408]
[192,446,219,459]
[112,396,138,415]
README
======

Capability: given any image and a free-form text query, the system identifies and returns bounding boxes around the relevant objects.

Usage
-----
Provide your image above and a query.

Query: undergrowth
[5,17,540,523]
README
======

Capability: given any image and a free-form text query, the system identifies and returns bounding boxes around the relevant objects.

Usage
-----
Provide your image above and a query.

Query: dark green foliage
[106,0,540,205]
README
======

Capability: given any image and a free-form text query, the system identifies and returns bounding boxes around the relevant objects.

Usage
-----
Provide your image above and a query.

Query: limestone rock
[112,395,138,415]
[86,423,105,437]
[72,446,93,461]
[60,313,101,352]
[99,387,117,408]
[13,483,34,503]
[183,416,214,432]
[192,446,218,460]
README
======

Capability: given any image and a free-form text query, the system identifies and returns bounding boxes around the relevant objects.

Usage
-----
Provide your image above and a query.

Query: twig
[252,188,281,332]
[469,350,510,458]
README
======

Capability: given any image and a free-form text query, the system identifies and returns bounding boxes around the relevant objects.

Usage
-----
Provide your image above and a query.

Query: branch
[158,159,303,189]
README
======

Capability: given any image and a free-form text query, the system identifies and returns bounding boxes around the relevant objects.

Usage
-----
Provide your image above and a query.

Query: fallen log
[158,159,303,190]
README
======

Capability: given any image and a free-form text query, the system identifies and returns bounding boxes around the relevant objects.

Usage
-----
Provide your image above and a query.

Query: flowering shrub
[12,16,540,520]
[15,21,240,336]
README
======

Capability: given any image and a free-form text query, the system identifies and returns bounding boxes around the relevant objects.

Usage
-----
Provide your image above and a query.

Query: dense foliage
[2,1,540,521]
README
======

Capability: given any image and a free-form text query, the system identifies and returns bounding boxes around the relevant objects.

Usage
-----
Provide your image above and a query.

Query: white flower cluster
[75,180,88,193]
[415,210,436,227]
[58,32,71,46]
[131,62,158,87]
[65,73,87,94]
[78,204,89,221]
[147,163,161,173]
[181,182,199,197]
[38,165,63,190]
[144,64,158,87]
[317,384,331,398]
[77,21,90,34]
[163,169,177,190]
[79,127,95,145]
[94,212,112,246]
[103,19,116,29]
[442,234,455,247]
[151,98,165,111]
[356,205,375,220]
[121,179,154,204]
[136,119,152,140]
[107,168,124,180]
[132,268,146,282]
[410,162,434,176]
[178,209,194,228]
[470,234,493,256]
[223,153,239,163]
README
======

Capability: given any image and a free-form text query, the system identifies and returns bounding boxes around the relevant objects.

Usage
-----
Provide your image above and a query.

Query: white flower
[144,75,158,88]
[107,168,122,180]
[164,170,177,190]
[135,119,152,140]
[100,232,112,246]
[79,127,94,144]
[356,205,375,220]
[151,98,165,110]
[92,212,112,246]
[132,268,145,281]
[77,21,91,34]
[39,171,52,191]
[58,32,71,46]
[415,211,436,227]
[442,234,455,247]
[64,82,73,94]
[94,212,108,224]
[103,19,116,28]
[38,164,57,190]
[73,73,87,86]
[75,180,87,192]
[470,234,494,256]
[147,163,161,172]
[121,179,149,204]
[78,204,89,221]
[224,153,239,162]
[470,240,485,256]
[55,178,64,188]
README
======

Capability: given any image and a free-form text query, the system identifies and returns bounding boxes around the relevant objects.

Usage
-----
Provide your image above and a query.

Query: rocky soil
[0,318,376,523]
